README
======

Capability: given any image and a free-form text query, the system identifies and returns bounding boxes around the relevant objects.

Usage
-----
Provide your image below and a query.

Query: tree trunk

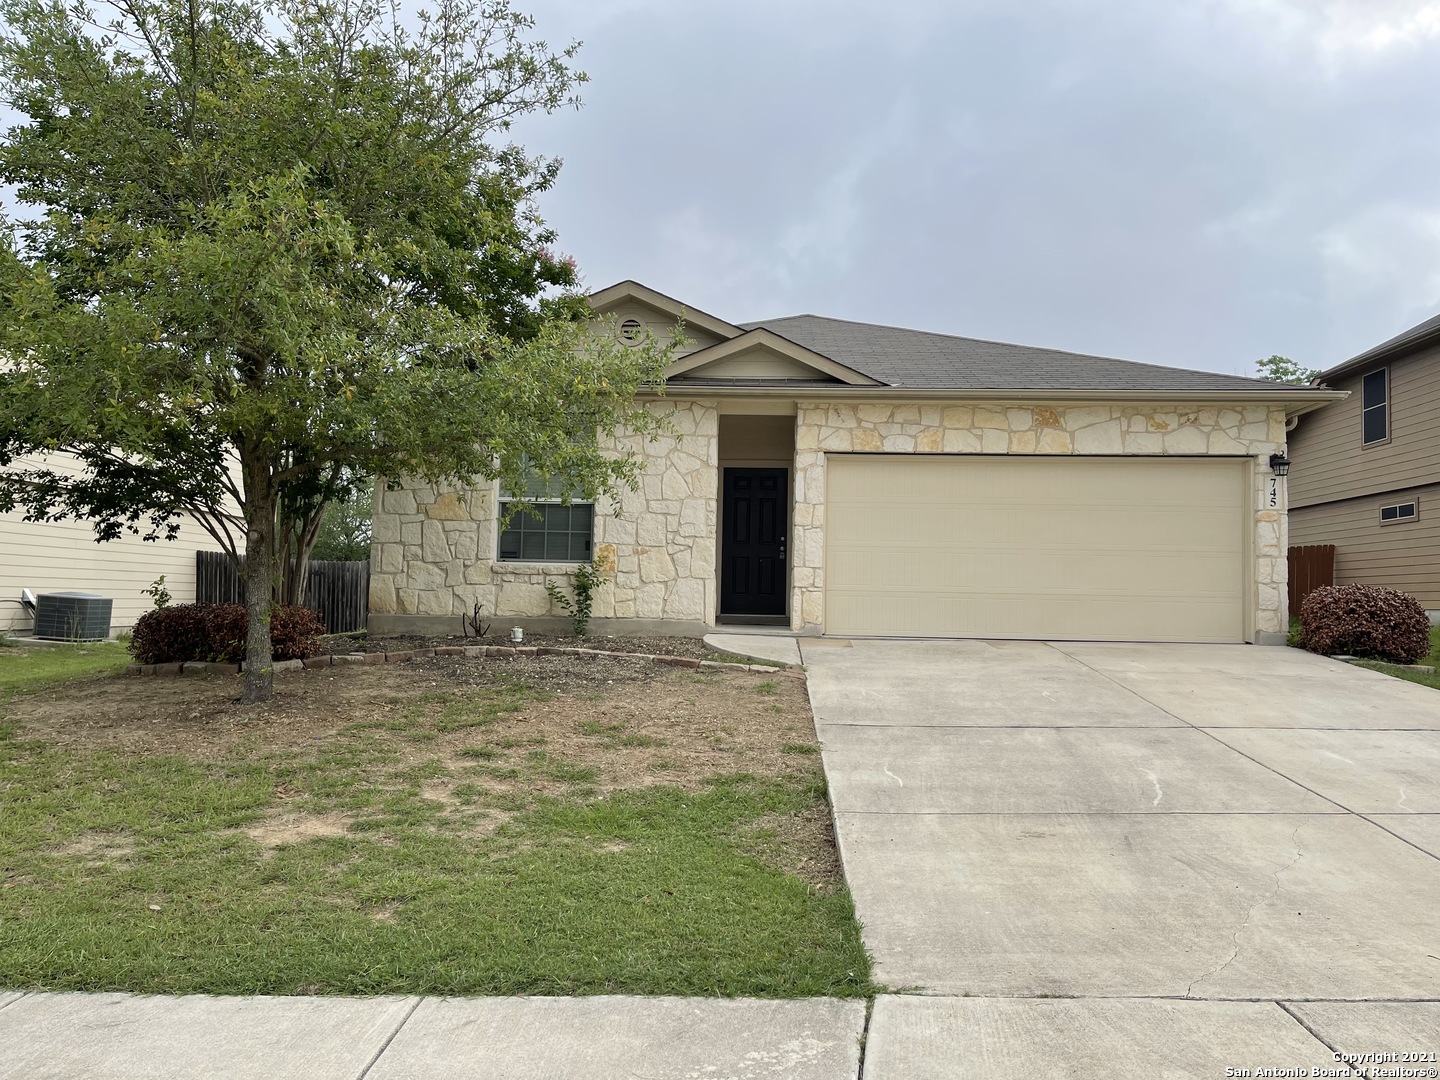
[240,464,276,704]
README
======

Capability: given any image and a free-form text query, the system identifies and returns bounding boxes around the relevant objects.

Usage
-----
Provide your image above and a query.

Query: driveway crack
[1186,824,1304,998]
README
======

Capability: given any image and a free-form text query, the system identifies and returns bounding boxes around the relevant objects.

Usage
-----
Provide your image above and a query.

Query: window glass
[1361,369,1388,445]
[1362,369,1387,409]
[1363,406,1388,445]
[501,472,586,502]
[497,487,594,563]
[1379,502,1418,524]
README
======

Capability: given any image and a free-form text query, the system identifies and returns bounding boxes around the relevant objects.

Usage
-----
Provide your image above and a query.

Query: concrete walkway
[0,993,865,1079]
[703,631,804,667]
[5,988,1436,1078]
[802,638,1440,1073]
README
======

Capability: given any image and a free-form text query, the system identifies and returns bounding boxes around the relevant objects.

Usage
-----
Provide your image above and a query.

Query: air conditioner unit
[34,592,113,641]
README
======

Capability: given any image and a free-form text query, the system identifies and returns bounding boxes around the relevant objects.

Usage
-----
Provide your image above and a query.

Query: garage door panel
[825,456,1247,642]
[828,549,1239,596]
[834,508,1240,551]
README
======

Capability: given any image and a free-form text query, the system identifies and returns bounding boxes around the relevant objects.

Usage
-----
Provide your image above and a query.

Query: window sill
[493,560,589,571]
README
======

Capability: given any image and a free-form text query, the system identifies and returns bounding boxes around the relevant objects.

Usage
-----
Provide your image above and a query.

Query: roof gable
[587,280,743,342]
[665,328,881,386]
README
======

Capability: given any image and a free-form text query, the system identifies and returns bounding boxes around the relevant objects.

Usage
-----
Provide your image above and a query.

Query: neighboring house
[1288,311,1440,618]
[368,281,1341,644]
[0,452,231,636]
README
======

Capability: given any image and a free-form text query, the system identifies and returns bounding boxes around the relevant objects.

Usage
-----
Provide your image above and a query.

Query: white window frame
[1379,499,1418,526]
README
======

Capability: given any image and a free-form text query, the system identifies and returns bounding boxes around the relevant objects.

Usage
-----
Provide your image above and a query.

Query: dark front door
[721,468,788,617]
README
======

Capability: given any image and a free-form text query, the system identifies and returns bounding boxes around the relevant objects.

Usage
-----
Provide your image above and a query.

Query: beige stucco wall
[790,402,1290,639]
[368,400,719,628]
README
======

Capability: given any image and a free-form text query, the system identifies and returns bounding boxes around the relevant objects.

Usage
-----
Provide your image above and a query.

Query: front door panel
[721,468,788,616]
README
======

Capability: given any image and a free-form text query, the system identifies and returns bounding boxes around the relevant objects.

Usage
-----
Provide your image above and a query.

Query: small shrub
[269,606,326,660]
[1298,584,1431,664]
[545,560,605,636]
[128,603,325,664]
[141,575,172,609]
[202,604,249,662]
[129,604,212,664]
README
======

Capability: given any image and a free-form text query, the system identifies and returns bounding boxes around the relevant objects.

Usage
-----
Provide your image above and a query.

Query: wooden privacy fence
[195,551,370,633]
[1287,544,1335,615]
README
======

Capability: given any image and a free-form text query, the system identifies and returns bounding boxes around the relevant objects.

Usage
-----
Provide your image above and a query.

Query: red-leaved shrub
[129,604,211,665]
[269,605,326,660]
[128,603,326,665]
[202,604,249,663]
[1298,584,1431,664]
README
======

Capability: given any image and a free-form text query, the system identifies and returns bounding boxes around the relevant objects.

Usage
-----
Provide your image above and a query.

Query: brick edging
[124,645,789,679]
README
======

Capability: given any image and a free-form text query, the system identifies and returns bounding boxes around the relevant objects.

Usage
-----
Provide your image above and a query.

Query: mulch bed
[325,632,715,660]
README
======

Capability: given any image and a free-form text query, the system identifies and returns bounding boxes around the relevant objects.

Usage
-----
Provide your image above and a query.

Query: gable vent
[619,318,644,344]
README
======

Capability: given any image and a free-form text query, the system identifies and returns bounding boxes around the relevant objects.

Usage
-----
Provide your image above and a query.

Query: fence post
[1286,544,1335,615]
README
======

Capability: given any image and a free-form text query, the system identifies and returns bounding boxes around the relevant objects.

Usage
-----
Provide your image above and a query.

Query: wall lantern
[1269,452,1291,477]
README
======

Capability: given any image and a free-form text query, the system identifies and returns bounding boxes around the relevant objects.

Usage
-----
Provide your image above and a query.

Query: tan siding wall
[1289,343,1440,508]
[690,352,824,380]
[1289,483,1440,607]
[603,300,725,358]
[718,415,795,466]
[1,452,234,634]
[0,513,227,634]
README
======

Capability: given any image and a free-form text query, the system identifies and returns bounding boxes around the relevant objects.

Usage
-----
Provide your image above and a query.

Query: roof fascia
[645,384,1347,419]
[663,328,881,386]
[587,280,743,341]
[1316,324,1440,384]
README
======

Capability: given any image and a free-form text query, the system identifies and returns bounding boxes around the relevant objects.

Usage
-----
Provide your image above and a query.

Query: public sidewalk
[0,992,864,1080]
[3,990,1436,1077]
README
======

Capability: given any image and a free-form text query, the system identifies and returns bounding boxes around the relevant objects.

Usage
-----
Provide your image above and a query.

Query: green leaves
[1255,354,1319,385]
[0,0,673,698]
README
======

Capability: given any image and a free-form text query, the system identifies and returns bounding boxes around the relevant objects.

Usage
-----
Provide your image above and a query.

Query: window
[1362,368,1388,445]
[497,472,593,562]
[1379,500,1418,525]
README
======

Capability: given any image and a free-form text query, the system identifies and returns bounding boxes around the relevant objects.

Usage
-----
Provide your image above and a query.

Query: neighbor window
[497,472,593,562]
[1362,368,1389,445]
[1379,500,1418,525]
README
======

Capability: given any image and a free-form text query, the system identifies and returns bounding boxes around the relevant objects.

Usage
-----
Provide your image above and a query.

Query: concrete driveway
[802,639,1440,1075]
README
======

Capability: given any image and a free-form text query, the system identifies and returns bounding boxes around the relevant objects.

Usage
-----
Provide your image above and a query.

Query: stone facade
[368,400,718,629]
[371,395,1292,643]
[791,401,1290,638]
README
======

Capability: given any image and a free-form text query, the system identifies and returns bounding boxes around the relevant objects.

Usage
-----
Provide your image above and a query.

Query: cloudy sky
[510,0,1440,377]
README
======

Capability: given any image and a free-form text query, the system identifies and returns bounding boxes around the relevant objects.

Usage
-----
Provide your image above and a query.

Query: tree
[310,481,374,563]
[0,0,671,702]
[1255,355,1320,384]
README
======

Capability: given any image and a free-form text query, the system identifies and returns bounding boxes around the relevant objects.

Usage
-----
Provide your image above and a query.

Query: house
[367,281,1342,644]
[1288,311,1440,619]
[1,453,231,636]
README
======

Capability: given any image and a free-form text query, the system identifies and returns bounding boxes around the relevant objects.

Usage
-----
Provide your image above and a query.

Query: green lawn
[0,640,132,703]
[0,659,873,998]
[1354,625,1440,691]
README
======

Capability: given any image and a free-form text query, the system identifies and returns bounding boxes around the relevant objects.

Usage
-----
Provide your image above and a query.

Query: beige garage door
[825,455,1248,642]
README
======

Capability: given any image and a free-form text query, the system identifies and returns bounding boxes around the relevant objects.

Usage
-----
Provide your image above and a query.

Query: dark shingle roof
[1323,310,1440,380]
[739,314,1297,391]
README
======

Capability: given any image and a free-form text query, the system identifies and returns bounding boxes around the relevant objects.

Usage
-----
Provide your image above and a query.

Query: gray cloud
[513,0,1440,375]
